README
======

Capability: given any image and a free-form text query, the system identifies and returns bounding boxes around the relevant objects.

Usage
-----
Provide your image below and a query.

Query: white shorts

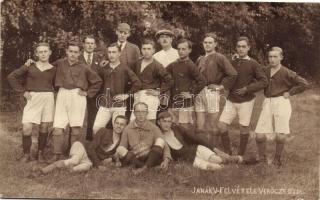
[255,96,292,134]
[193,146,222,170]
[194,87,221,113]
[169,107,194,124]
[93,106,126,129]
[53,88,87,129]
[22,92,54,124]
[130,89,160,120]
[64,141,92,171]
[219,99,255,127]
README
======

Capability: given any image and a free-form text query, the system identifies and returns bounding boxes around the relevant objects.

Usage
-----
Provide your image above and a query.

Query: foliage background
[1,1,319,110]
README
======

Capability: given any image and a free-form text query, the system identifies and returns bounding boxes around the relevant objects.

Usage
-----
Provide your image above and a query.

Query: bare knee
[276,133,286,143]
[22,123,33,136]
[239,125,250,135]
[218,122,228,133]
[53,128,64,136]
[255,133,266,142]
[39,122,50,133]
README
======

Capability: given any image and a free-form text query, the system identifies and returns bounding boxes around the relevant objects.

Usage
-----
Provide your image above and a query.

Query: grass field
[0,88,319,200]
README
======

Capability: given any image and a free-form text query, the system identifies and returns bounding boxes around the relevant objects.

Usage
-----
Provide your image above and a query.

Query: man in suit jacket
[79,35,106,141]
[116,23,140,70]
[115,23,141,120]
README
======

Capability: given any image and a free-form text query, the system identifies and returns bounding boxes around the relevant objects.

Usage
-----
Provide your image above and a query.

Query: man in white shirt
[153,29,179,68]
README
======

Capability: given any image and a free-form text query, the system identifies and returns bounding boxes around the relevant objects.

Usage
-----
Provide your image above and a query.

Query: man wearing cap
[116,23,140,70]
[116,23,141,121]
[153,29,179,68]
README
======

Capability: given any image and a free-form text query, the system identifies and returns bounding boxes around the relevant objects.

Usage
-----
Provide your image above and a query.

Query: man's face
[203,37,217,53]
[134,104,148,123]
[177,42,191,59]
[116,30,130,43]
[268,50,283,67]
[66,45,80,63]
[158,35,172,49]
[83,38,96,53]
[113,118,127,135]
[141,44,155,59]
[36,46,51,62]
[236,40,250,58]
[107,46,121,63]
[158,117,173,132]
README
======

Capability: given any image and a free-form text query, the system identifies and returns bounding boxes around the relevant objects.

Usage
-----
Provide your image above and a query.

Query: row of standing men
[8,23,309,173]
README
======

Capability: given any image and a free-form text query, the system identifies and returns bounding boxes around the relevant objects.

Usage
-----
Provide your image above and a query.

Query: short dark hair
[114,115,128,124]
[34,42,50,51]
[108,42,121,52]
[269,46,283,56]
[237,36,250,46]
[133,102,148,111]
[67,40,82,50]
[204,32,218,41]
[177,38,193,49]
[157,111,173,120]
[141,39,156,49]
[83,35,96,43]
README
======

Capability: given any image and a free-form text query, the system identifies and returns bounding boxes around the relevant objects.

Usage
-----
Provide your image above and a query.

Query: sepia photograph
[0,0,319,199]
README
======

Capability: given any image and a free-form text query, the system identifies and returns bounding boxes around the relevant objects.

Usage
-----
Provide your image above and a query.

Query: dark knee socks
[275,140,285,160]
[220,131,232,155]
[256,137,267,161]
[145,146,163,168]
[22,136,32,154]
[38,132,48,151]
[238,134,249,156]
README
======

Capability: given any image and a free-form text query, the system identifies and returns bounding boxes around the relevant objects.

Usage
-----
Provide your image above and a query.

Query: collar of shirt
[270,65,282,77]
[109,62,120,70]
[131,120,151,131]
[35,62,54,72]
[65,58,81,67]
[178,57,190,62]
[205,51,216,57]
[117,41,127,50]
[233,54,251,60]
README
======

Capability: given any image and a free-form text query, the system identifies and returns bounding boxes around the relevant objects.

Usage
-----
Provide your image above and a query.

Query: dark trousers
[120,146,163,168]
[86,96,99,141]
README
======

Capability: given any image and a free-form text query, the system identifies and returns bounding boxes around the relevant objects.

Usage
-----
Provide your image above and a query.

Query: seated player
[157,112,258,171]
[29,115,128,176]
[116,102,171,174]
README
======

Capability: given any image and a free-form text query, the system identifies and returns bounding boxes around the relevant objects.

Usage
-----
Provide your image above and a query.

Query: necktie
[118,42,123,51]
[87,53,92,65]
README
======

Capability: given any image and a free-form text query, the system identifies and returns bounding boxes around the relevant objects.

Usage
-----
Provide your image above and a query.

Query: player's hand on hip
[24,59,36,67]
[23,91,32,100]
[78,90,88,96]
[145,89,160,97]
[208,84,224,91]
[100,60,109,67]
[283,92,290,99]
[234,87,248,95]
[180,91,192,99]
[114,94,129,101]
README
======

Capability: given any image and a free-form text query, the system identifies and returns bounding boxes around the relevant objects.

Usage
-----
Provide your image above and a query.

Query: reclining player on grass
[30,116,128,176]
[157,111,256,171]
